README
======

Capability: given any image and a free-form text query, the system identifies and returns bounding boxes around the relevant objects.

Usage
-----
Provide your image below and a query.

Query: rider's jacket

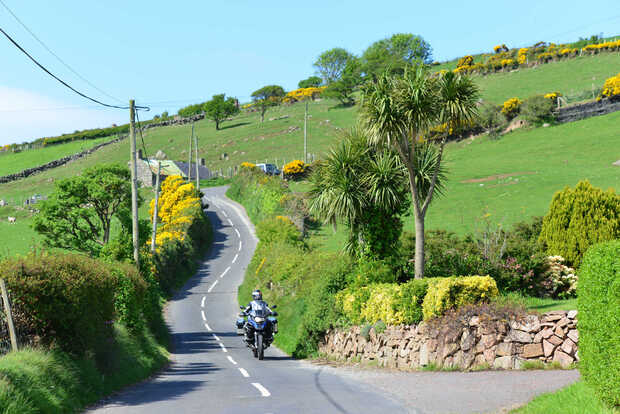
[244,300,273,315]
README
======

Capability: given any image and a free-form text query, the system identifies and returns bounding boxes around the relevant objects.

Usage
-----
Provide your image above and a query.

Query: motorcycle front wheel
[257,333,264,360]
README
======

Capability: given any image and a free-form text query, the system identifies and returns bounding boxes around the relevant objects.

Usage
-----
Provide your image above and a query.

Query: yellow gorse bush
[582,39,620,53]
[421,276,499,320]
[544,92,562,100]
[501,97,522,118]
[601,72,620,98]
[283,160,306,175]
[283,86,326,103]
[240,161,256,169]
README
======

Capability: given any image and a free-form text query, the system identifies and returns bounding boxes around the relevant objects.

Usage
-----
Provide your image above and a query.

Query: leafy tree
[313,48,356,84]
[539,180,620,267]
[308,127,409,259]
[361,68,478,278]
[203,94,240,130]
[323,58,362,106]
[178,102,205,118]
[33,164,138,256]
[251,85,285,122]
[362,33,433,78]
[298,76,322,89]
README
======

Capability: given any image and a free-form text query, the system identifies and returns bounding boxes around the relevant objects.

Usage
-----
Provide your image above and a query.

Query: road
[88,186,407,413]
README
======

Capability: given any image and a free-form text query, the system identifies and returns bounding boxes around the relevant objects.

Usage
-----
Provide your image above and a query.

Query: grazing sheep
[7,216,16,223]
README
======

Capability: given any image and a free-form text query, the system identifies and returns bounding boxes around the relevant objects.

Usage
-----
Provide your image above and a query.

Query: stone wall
[554,98,620,124]
[319,310,578,370]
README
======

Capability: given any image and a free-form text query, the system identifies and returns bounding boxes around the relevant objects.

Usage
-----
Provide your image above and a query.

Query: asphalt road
[88,186,407,414]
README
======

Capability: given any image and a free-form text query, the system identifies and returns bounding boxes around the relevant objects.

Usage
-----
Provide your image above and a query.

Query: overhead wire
[134,106,150,161]
[0,0,124,104]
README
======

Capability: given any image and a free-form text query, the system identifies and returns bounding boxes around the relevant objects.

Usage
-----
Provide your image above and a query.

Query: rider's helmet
[252,289,262,301]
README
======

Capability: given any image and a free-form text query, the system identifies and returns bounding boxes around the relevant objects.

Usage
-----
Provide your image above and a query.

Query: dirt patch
[461,171,535,184]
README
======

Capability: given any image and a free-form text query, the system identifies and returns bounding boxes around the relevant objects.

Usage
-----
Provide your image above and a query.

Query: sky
[1,0,619,146]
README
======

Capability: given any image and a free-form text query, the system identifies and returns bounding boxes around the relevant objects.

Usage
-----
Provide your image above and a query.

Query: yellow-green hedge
[422,276,499,320]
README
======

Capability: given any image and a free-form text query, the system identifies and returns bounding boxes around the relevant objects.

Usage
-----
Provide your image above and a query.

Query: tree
[178,102,205,118]
[361,68,478,278]
[362,33,433,78]
[323,58,362,106]
[313,48,356,84]
[203,94,240,130]
[33,164,137,256]
[251,85,285,122]
[308,127,409,259]
[298,76,322,89]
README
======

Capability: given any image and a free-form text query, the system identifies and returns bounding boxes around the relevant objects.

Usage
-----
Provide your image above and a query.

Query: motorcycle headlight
[254,317,265,323]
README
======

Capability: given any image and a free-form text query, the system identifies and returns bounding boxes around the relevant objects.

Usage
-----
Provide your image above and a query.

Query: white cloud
[0,86,124,146]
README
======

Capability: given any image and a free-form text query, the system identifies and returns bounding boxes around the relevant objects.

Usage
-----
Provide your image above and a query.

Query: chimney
[200,158,206,166]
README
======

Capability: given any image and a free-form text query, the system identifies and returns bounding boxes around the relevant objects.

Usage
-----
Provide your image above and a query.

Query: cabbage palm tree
[361,67,478,278]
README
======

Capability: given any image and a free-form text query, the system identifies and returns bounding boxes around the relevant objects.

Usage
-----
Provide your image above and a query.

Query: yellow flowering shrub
[500,58,515,67]
[544,92,562,100]
[421,276,499,320]
[493,44,508,53]
[582,39,620,54]
[456,55,474,68]
[501,97,522,118]
[283,160,306,176]
[240,161,257,169]
[601,72,620,98]
[283,86,326,103]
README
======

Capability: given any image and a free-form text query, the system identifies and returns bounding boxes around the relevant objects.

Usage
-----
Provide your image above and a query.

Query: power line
[134,107,150,161]
[0,26,149,111]
[0,0,123,104]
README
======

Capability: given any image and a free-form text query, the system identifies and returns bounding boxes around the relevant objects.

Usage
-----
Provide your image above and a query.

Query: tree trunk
[414,210,425,279]
[260,105,265,123]
[215,119,220,130]
[103,219,110,244]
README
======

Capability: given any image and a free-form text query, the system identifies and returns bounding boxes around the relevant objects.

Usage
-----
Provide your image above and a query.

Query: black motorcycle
[236,303,278,360]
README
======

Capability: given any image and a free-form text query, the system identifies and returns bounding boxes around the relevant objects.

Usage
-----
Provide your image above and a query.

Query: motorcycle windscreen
[250,301,269,318]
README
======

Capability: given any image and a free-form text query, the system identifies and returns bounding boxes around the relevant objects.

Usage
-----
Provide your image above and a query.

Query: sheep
[7,216,16,223]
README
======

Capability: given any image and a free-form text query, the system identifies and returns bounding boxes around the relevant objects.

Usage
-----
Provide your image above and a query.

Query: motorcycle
[236,303,278,360]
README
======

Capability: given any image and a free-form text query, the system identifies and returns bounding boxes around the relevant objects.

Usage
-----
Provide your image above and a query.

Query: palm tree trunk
[414,210,425,279]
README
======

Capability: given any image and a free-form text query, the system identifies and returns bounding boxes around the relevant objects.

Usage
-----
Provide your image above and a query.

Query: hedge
[422,276,499,320]
[578,240,620,407]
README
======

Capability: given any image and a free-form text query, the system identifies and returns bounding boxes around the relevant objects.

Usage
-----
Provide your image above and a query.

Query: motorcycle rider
[242,289,277,344]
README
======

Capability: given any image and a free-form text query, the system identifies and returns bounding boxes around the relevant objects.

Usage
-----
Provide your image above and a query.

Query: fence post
[0,278,18,352]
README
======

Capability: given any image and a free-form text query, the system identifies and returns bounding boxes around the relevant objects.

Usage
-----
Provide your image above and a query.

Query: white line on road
[251,382,271,397]
[204,323,212,332]
[227,356,237,365]
[208,280,218,292]
[232,253,239,263]
[219,343,228,353]
[201,310,206,321]
[220,266,231,278]
[239,368,250,378]
[227,218,234,226]
[238,241,242,251]
[212,334,220,341]
[222,211,228,218]
[201,296,206,308]
[235,228,240,238]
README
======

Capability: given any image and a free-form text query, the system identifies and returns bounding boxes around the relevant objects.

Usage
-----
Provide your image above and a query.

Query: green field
[0,136,115,177]
[511,381,618,414]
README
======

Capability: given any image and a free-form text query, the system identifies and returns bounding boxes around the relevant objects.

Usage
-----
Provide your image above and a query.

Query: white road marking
[208,280,218,292]
[220,266,231,278]
[227,218,234,226]
[227,356,237,365]
[201,310,206,321]
[235,228,241,237]
[212,334,220,341]
[222,211,228,218]
[238,241,242,251]
[232,253,239,263]
[204,323,212,332]
[239,368,250,378]
[201,296,206,308]
[251,382,271,397]
[219,343,228,353]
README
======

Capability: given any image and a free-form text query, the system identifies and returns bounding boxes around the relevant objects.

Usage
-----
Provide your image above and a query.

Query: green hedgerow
[422,276,499,320]
[578,240,620,407]
[539,180,620,267]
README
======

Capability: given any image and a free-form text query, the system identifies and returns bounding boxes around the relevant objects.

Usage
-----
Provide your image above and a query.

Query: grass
[0,323,168,414]
[0,136,115,177]
[511,381,619,414]
[496,292,578,312]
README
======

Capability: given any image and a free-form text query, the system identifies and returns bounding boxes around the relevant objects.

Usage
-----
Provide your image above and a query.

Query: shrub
[539,180,620,267]
[396,279,430,324]
[601,72,620,99]
[256,216,301,245]
[456,55,474,68]
[578,240,620,407]
[478,102,507,133]
[283,160,306,179]
[539,255,577,298]
[500,97,522,119]
[521,95,555,124]
[373,320,386,334]
[422,276,499,320]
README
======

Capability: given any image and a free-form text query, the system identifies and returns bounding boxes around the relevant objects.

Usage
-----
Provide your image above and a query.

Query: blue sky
[1,0,619,146]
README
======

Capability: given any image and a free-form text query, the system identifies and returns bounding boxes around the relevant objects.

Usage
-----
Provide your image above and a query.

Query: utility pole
[304,100,308,164]
[129,100,140,267]
[188,123,194,182]
[0,278,17,352]
[150,161,161,254]
[194,131,199,190]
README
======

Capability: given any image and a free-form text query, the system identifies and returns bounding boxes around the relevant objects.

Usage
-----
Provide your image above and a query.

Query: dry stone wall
[554,97,620,124]
[319,310,578,370]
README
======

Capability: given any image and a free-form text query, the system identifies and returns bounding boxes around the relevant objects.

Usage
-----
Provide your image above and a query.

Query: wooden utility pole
[0,278,18,352]
[150,161,161,254]
[129,100,140,267]
[188,123,194,182]
[194,132,199,190]
[304,100,308,164]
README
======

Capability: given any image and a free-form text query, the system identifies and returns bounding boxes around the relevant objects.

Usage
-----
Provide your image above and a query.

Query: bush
[283,160,306,180]
[256,216,301,245]
[501,97,522,120]
[539,180,620,267]
[478,102,507,134]
[521,95,555,124]
[578,240,620,407]
[422,276,499,320]
[601,72,620,99]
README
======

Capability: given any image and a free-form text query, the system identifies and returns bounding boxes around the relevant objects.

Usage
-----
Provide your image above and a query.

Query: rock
[496,342,514,357]
[494,356,513,369]
[507,329,532,343]
[469,316,480,326]
[474,353,487,367]
[547,335,563,346]
[399,347,410,358]
[533,331,544,343]
[483,347,496,363]
[427,339,438,352]
[543,339,556,357]
[567,330,578,343]
[442,342,459,359]
[522,343,544,358]
[510,315,541,333]
[461,351,476,369]
[481,334,498,348]
[567,310,578,319]
[553,350,574,367]
[542,123,550,127]
[561,338,577,355]
[461,329,476,351]
[540,328,554,339]
[543,311,565,322]
[513,357,525,369]
[557,317,569,328]
[419,342,429,366]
